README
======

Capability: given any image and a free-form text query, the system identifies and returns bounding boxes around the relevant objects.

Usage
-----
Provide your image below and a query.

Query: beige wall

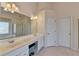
[52,3,79,17]
[37,2,54,12]
[15,2,38,17]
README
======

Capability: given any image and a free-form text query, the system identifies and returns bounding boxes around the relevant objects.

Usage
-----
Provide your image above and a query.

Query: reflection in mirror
[0,7,32,40]
[0,22,9,34]
[0,18,16,39]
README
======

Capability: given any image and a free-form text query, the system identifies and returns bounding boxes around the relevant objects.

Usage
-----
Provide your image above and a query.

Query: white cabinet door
[45,17,57,47]
[5,48,22,56]
[19,45,29,56]
[5,45,29,56]
[59,16,71,48]
[38,37,44,51]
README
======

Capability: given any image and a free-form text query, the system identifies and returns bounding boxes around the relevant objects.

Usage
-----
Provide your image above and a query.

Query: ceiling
[0,2,54,17]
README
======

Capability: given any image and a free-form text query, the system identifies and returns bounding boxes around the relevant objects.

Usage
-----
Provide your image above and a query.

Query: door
[45,17,57,47]
[59,16,71,48]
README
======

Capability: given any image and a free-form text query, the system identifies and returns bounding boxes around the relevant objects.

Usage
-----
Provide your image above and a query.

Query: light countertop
[0,34,43,56]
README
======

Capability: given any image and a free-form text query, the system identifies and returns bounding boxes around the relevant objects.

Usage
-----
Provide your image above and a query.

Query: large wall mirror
[0,7,32,40]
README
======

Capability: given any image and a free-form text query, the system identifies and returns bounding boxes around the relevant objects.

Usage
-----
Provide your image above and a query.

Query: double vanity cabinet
[0,35,44,56]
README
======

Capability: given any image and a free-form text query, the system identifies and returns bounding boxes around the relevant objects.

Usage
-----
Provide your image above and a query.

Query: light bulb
[7,4,11,8]
[30,16,33,20]
[11,10,14,13]
[15,7,18,11]
[3,3,18,13]
[30,16,38,20]
[12,4,16,8]
[34,16,38,19]
[4,8,7,11]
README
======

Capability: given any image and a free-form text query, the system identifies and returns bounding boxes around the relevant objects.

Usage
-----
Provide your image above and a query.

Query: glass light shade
[15,7,18,10]
[11,10,14,13]
[3,3,18,13]
[34,16,38,19]
[6,4,11,9]
[30,16,38,20]
[4,8,8,11]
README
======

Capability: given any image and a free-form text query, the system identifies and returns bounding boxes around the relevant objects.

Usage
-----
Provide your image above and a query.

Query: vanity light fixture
[3,2,18,13]
[31,16,38,20]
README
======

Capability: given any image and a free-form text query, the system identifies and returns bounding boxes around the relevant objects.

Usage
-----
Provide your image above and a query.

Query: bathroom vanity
[0,35,44,56]
[0,7,44,56]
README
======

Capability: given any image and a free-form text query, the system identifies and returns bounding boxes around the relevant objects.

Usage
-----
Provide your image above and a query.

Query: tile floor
[36,47,79,56]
